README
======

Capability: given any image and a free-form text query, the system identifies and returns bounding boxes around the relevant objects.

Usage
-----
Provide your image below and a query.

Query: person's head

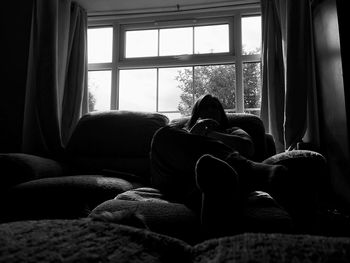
[187,94,229,130]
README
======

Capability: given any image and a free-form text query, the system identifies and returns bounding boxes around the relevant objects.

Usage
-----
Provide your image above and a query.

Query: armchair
[0,110,330,243]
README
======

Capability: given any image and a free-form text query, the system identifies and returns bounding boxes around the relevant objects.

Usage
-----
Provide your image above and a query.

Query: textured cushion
[65,110,169,179]
[193,232,350,262]
[263,150,329,232]
[0,219,191,263]
[1,219,349,263]
[115,187,169,203]
[170,113,268,161]
[90,199,201,244]
[0,153,66,189]
[1,175,141,222]
[263,150,329,200]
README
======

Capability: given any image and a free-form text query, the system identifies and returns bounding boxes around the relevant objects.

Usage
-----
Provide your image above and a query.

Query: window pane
[194,64,236,111]
[194,24,229,54]
[162,112,183,121]
[242,16,261,55]
[158,67,192,113]
[119,69,157,111]
[88,70,111,111]
[88,27,113,63]
[125,30,158,58]
[243,62,261,116]
[159,27,193,56]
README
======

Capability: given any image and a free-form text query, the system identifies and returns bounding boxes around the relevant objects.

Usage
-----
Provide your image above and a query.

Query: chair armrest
[262,150,329,232]
[263,150,328,195]
[0,153,67,189]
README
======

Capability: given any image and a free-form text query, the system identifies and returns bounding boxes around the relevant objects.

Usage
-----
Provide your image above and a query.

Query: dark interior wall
[0,1,34,152]
[312,0,350,206]
[337,0,350,131]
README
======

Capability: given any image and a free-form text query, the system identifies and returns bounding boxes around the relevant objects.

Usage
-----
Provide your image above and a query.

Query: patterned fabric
[115,187,169,203]
[1,219,350,263]
[0,219,190,263]
[193,232,350,263]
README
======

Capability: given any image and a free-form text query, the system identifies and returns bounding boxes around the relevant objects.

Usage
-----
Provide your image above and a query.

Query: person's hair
[186,94,229,130]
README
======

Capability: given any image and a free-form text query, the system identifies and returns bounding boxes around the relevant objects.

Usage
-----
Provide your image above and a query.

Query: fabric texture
[0,219,192,263]
[115,187,169,203]
[1,219,350,263]
[260,0,285,153]
[170,113,272,162]
[150,125,233,211]
[263,150,329,233]
[91,199,201,244]
[0,153,66,189]
[260,0,318,151]
[193,232,350,263]
[22,0,87,157]
[1,175,140,223]
[65,110,169,180]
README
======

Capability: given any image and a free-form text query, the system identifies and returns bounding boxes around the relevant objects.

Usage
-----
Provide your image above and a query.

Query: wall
[0,1,34,152]
[313,0,350,207]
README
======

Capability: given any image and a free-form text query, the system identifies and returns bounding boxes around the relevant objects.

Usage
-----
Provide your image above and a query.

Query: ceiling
[75,0,255,13]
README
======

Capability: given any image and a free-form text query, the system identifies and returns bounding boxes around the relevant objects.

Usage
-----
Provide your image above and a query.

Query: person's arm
[206,130,255,158]
[190,119,255,158]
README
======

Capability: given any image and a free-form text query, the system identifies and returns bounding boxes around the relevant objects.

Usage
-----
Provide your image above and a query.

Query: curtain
[260,0,319,152]
[22,0,88,158]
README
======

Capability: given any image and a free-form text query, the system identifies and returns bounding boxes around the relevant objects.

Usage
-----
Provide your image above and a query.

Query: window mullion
[112,22,119,110]
[234,14,243,113]
[156,68,159,112]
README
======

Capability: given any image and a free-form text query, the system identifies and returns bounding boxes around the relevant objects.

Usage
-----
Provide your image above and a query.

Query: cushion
[0,153,66,190]
[115,187,169,203]
[90,199,201,244]
[1,219,349,262]
[0,219,191,263]
[1,175,141,222]
[263,150,329,232]
[65,110,169,179]
[193,232,350,262]
[263,150,329,202]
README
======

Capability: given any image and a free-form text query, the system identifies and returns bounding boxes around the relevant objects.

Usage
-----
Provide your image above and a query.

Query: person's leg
[150,126,233,212]
[195,154,243,238]
[223,151,289,195]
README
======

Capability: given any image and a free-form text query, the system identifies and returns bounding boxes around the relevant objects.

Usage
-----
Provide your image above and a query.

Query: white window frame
[87,6,261,115]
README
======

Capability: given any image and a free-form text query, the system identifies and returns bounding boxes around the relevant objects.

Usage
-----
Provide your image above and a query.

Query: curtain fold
[260,0,318,152]
[260,0,285,153]
[22,0,87,157]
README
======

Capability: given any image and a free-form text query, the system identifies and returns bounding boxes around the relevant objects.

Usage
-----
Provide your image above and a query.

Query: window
[87,9,261,120]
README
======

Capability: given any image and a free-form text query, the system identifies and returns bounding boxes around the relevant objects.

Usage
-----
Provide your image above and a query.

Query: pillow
[0,153,66,189]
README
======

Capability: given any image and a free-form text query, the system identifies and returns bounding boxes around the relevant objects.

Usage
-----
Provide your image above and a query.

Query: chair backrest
[65,110,169,180]
[170,113,273,161]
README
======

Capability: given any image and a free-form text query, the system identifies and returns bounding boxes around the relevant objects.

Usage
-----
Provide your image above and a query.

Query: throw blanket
[1,219,350,262]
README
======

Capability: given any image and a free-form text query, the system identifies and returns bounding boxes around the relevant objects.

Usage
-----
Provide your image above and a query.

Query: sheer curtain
[22,0,88,157]
[260,0,319,152]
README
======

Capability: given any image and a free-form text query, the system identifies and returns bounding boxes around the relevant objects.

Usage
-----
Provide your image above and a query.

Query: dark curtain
[22,0,88,157]
[260,0,319,152]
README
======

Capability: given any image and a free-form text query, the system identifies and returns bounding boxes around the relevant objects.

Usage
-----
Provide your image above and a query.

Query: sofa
[0,110,349,262]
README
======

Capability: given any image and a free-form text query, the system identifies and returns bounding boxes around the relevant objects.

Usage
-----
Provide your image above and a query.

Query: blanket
[0,219,349,262]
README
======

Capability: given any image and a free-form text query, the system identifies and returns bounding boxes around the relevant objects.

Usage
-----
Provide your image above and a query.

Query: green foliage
[88,91,96,112]
[176,65,236,116]
[243,62,261,109]
[175,62,261,116]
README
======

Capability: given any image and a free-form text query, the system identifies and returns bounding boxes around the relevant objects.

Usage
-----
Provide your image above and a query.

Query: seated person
[150,94,288,238]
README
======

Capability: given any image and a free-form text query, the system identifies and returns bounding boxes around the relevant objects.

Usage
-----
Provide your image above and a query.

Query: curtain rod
[88,1,260,19]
